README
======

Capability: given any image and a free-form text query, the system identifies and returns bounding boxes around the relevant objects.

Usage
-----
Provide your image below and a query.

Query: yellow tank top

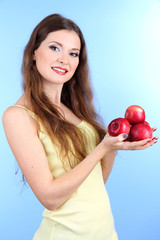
[14,105,118,240]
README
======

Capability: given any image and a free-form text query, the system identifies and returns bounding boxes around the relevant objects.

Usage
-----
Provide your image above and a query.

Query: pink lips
[51,66,68,75]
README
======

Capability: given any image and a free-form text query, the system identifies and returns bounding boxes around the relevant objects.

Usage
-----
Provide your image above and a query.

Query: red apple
[130,123,152,141]
[144,121,150,126]
[125,105,145,124]
[108,118,131,136]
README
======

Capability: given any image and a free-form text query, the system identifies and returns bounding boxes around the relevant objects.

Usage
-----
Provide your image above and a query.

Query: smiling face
[33,30,81,87]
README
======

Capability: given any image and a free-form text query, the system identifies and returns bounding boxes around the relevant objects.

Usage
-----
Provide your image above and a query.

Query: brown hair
[22,14,106,168]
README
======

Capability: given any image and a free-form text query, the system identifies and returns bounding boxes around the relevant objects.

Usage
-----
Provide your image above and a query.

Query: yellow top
[14,105,118,240]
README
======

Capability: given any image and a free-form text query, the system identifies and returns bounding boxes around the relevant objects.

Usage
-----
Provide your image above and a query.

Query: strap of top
[14,104,37,121]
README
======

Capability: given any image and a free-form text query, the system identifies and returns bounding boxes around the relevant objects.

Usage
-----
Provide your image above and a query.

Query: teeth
[52,67,66,73]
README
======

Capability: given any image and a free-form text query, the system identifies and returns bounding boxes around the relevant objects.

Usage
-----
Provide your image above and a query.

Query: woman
[2,14,157,240]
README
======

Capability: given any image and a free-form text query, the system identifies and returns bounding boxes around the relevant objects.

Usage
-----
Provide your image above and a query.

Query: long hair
[22,14,106,168]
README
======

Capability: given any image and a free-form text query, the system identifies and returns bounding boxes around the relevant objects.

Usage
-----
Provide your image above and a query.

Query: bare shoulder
[3,105,20,118]
[2,105,38,136]
[3,106,22,127]
[3,105,27,123]
[3,94,27,122]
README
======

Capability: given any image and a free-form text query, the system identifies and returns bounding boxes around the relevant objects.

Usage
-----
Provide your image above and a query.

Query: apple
[130,123,152,141]
[144,121,150,126]
[125,105,145,124]
[108,118,131,136]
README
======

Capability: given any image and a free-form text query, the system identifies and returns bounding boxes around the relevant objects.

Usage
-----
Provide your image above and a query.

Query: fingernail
[152,137,158,140]
[147,139,151,143]
[122,133,128,138]
[153,128,157,132]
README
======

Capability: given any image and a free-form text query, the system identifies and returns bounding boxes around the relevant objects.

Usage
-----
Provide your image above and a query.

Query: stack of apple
[108,105,152,141]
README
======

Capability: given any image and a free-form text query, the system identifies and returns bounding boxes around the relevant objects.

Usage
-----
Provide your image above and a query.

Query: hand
[102,127,158,151]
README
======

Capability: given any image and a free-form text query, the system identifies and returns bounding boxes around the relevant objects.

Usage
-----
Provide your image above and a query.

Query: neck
[43,82,64,107]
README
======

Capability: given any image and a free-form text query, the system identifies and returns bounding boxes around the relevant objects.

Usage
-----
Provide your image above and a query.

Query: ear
[33,52,36,61]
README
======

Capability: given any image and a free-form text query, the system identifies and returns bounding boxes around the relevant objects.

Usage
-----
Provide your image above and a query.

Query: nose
[57,52,69,65]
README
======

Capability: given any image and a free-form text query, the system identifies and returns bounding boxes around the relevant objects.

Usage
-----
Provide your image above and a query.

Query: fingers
[128,139,152,150]
[125,136,158,150]
[105,131,158,151]
[115,133,129,142]
[136,139,157,150]
[105,133,128,145]
[152,127,157,132]
[149,137,158,146]
[113,136,158,150]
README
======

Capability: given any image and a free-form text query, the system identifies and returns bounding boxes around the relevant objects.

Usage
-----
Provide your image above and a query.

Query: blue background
[0,0,160,239]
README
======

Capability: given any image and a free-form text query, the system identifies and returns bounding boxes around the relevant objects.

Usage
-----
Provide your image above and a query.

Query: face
[33,30,81,86]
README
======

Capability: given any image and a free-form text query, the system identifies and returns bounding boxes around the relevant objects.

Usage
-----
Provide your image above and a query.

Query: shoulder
[2,106,38,136]
[3,105,28,123]
[3,94,26,121]
[3,106,21,124]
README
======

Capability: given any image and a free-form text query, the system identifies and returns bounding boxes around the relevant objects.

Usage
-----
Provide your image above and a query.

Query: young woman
[3,14,157,240]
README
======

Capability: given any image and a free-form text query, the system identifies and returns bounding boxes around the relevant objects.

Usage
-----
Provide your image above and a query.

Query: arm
[100,132,157,184]
[2,107,106,210]
[101,150,116,184]
[3,107,156,211]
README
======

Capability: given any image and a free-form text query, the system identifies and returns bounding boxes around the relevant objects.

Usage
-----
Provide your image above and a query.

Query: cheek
[35,58,44,74]
[72,60,79,71]
[36,52,48,65]
[34,55,49,78]
[35,47,53,65]
[35,52,51,74]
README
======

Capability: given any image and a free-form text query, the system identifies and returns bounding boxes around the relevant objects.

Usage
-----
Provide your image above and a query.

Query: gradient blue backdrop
[0,0,160,239]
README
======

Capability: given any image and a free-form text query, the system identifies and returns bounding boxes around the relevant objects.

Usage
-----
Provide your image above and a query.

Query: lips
[51,66,68,75]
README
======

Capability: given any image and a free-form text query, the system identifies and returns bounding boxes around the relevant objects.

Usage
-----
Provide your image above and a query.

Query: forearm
[45,141,106,210]
[101,150,116,184]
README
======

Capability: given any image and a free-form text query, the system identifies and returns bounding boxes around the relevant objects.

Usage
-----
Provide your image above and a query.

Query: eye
[49,45,59,51]
[69,52,79,57]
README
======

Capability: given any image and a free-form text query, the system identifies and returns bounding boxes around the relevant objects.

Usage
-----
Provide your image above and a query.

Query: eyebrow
[48,41,80,51]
